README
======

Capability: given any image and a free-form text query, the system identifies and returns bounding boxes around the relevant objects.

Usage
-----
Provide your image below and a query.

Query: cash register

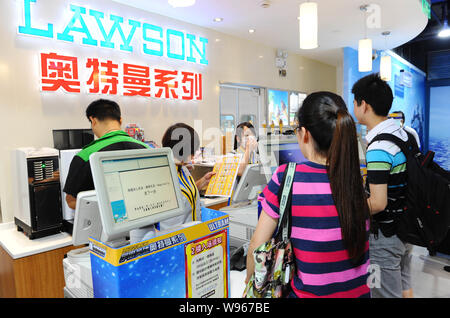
[64,148,187,298]
[222,136,306,249]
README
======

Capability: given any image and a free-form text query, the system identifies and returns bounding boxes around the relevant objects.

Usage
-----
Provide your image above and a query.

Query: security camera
[372,50,378,61]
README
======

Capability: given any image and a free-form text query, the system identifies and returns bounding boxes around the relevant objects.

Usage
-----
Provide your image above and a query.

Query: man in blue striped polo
[352,73,419,299]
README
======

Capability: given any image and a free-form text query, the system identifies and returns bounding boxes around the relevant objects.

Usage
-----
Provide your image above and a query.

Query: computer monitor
[232,164,268,203]
[258,136,306,182]
[53,129,94,150]
[89,148,185,243]
[73,190,102,246]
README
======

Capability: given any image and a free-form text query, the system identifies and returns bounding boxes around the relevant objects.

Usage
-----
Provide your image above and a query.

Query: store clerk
[231,122,259,177]
[158,123,215,230]
[64,99,149,209]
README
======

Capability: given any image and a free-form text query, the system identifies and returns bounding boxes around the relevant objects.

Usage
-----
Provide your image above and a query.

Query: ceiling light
[438,20,450,38]
[168,0,195,8]
[380,55,392,81]
[380,31,392,81]
[248,29,255,33]
[358,38,373,72]
[358,5,372,72]
[299,2,318,49]
[213,18,223,22]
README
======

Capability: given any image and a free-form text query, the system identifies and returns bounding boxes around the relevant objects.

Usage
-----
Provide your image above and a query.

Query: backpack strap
[368,131,419,157]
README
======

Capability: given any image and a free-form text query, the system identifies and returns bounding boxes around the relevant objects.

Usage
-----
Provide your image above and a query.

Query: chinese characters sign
[185,230,228,298]
[40,52,203,101]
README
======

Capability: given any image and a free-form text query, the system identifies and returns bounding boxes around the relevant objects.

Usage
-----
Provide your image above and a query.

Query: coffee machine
[13,148,63,239]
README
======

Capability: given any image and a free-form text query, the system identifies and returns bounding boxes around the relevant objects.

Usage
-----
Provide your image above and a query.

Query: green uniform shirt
[63,130,149,198]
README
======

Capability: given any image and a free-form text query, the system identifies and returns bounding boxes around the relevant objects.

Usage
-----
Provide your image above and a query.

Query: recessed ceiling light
[249,29,255,33]
[438,20,450,38]
[168,0,195,8]
[213,17,223,22]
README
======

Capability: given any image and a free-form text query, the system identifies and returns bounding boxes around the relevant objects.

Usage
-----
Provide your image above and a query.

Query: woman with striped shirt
[246,92,371,298]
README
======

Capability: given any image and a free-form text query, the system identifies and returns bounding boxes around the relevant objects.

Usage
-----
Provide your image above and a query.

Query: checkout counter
[0,196,228,298]
[0,148,230,298]
[1,136,301,298]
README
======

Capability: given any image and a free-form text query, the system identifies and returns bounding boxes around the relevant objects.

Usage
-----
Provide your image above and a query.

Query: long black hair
[234,122,256,150]
[296,92,370,261]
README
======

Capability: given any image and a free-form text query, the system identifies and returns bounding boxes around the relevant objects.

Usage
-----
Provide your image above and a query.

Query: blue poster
[343,47,426,150]
[429,86,450,170]
[394,75,404,98]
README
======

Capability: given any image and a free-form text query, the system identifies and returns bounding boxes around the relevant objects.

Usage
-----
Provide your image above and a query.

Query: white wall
[0,0,336,222]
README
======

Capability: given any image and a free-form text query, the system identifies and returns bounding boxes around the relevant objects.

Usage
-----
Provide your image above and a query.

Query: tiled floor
[410,246,450,298]
[230,245,450,298]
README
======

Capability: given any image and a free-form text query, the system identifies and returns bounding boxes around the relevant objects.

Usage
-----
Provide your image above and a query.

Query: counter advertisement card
[185,229,229,298]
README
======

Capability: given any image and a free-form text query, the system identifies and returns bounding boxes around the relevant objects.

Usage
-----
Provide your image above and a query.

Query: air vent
[33,161,44,181]
[428,50,450,80]
[44,160,54,179]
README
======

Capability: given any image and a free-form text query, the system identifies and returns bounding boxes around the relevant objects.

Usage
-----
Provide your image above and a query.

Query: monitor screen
[277,143,306,166]
[258,137,306,181]
[289,92,307,126]
[53,129,94,150]
[268,89,289,126]
[102,155,179,224]
[232,164,268,203]
[90,148,184,242]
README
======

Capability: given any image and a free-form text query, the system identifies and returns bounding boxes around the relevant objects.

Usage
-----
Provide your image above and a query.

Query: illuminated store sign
[421,0,431,19]
[18,0,209,65]
[39,52,203,100]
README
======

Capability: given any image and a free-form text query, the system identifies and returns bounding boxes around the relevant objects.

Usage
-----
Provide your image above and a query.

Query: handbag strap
[276,162,296,241]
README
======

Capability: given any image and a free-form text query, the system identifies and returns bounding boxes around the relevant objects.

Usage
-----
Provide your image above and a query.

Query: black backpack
[369,132,450,255]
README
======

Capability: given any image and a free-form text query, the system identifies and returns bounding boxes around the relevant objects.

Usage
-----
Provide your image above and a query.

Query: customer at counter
[231,122,259,176]
[159,123,215,230]
[64,99,149,209]
[246,92,371,298]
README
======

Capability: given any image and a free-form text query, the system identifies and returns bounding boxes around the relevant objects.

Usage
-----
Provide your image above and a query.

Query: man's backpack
[369,132,450,255]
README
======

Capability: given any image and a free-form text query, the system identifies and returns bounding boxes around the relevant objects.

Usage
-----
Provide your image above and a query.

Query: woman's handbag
[243,162,296,298]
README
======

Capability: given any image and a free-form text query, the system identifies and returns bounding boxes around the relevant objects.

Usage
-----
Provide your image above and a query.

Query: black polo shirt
[63,130,149,198]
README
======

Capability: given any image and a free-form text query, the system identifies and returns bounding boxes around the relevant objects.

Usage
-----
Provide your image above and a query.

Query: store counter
[0,222,81,298]
[201,197,229,210]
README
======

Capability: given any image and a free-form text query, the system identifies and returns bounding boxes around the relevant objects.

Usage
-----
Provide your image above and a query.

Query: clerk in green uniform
[64,99,149,209]
[158,123,215,230]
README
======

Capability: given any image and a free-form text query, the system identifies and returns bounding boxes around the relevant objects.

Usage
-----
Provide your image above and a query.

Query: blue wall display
[343,47,427,150]
[429,86,450,170]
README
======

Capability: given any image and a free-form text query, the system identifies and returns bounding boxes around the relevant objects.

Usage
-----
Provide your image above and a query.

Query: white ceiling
[111,0,428,66]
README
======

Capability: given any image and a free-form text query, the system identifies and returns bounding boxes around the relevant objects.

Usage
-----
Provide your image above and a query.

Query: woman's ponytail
[327,109,370,261]
[297,92,370,262]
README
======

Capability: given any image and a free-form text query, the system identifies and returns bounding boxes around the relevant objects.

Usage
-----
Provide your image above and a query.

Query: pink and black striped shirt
[258,161,370,298]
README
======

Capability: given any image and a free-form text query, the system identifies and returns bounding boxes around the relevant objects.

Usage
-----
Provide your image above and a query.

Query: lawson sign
[17,0,209,65]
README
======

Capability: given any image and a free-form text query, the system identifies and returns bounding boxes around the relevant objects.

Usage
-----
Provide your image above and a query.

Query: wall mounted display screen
[429,86,450,170]
[289,92,307,126]
[268,89,289,126]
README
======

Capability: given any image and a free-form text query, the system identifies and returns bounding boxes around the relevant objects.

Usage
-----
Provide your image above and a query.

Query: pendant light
[299,1,318,50]
[380,31,392,82]
[358,5,372,72]
[438,3,450,38]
